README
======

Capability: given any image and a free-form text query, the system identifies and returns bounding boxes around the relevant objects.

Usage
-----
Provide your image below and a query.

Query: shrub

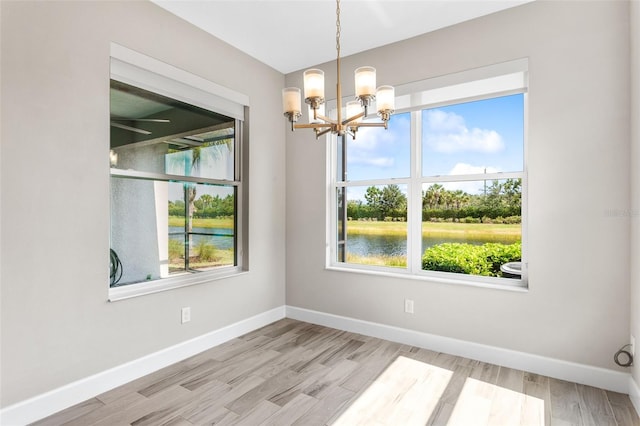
[422,242,521,277]
[461,216,481,224]
[196,240,216,261]
[168,239,184,259]
[504,215,521,224]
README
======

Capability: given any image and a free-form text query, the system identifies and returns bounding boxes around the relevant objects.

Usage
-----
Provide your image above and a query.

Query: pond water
[346,233,518,257]
[169,226,234,250]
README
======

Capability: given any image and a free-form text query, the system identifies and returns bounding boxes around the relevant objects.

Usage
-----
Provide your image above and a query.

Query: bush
[168,239,184,259]
[422,242,521,277]
[504,215,521,224]
[461,216,481,224]
[196,240,216,261]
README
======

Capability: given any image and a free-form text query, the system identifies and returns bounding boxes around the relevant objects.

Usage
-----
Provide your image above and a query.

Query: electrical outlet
[404,299,414,314]
[631,334,636,357]
[181,307,191,324]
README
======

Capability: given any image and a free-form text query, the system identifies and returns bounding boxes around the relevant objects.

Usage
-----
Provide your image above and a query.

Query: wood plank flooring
[32,319,640,426]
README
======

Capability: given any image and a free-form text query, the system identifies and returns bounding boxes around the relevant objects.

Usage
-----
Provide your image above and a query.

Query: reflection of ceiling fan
[110,117,170,135]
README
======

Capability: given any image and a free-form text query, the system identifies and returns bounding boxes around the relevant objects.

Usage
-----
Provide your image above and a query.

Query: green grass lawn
[169,216,234,229]
[346,220,521,241]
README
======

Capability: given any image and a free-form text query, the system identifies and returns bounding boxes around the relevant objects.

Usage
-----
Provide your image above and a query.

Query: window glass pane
[337,187,346,262]
[421,179,522,278]
[422,94,524,177]
[170,183,235,273]
[346,112,411,181]
[164,128,235,180]
[336,134,345,182]
[111,178,235,286]
[110,80,235,180]
[343,185,407,268]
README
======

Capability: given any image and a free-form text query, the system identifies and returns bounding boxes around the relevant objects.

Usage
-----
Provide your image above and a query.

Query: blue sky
[346,93,524,198]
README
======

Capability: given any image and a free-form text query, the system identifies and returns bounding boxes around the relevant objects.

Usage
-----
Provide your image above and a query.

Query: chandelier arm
[315,114,338,124]
[294,123,336,130]
[355,122,388,128]
[341,111,365,126]
[316,128,333,138]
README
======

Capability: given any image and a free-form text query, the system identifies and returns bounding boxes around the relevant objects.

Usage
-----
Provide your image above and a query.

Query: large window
[109,44,248,299]
[331,64,527,287]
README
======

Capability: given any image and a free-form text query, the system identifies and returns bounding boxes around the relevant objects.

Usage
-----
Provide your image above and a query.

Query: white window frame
[327,59,528,290]
[108,43,250,301]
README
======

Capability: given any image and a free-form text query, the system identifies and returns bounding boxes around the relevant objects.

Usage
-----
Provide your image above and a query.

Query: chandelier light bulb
[282,87,302,114]
[376,85,395,112]
[355,66,377,98]
[303,69,325,100]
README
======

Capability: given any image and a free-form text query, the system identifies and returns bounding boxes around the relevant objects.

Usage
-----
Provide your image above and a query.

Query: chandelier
[282,0,395,139]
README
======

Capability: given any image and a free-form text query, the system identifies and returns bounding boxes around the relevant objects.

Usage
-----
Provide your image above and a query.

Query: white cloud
[346,119,405,169]
[436,163,501,195]
[441,180,485,196]
[424,109,504,153]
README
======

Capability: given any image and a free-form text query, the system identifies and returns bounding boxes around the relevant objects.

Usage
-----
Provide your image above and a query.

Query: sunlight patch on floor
[332,356,453,425]
[447,377,544,426]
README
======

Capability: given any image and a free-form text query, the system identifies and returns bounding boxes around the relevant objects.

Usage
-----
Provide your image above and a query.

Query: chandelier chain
[336,0,341,59]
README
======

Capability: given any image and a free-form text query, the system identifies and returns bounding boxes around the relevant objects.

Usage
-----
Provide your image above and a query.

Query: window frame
[108,44,249,301]
[327,60,528,290]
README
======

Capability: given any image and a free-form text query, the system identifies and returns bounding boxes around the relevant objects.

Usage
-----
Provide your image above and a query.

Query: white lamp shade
[346,101,362,123]
[282,87,301,114]
[303,69,325,99]
[376,85,395,111]
[355,66,376,97]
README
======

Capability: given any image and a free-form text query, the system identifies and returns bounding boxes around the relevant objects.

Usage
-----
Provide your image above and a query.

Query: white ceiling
[152,0,534,74]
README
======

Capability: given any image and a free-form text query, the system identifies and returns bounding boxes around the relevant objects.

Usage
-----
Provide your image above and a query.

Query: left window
[109,45,247,299]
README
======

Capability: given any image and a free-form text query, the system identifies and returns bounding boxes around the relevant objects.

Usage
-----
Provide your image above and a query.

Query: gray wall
[286,1,631,371]
[631,0,640,387]
[0,1,286,407]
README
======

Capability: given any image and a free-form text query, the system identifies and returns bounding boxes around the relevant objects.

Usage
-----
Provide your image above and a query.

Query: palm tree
[424,184,445,209]
[451,190,469,210]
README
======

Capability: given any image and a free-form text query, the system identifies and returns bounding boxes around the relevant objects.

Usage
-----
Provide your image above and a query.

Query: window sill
[108,267,247,302]
[325,264,528,293]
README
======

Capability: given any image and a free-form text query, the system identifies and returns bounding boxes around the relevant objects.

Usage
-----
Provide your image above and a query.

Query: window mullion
[409,110,423,273]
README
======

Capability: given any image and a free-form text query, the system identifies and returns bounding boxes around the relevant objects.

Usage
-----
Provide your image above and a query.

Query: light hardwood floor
[32,319,640,426]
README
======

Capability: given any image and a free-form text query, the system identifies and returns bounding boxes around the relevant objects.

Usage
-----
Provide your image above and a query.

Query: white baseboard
[285,306,631,394]
[630,376,640,418]
[0,306,286,426]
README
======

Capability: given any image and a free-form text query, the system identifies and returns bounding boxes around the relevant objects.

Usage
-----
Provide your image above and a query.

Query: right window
[420,94,524,280]
[331,66,527,288]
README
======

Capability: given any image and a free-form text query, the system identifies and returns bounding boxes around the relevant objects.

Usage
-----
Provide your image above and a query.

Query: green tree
[423,184,445,209]
[347,199,363,219]
[364,186,383,218]
[380,184,407,218]
[200,194,214,210]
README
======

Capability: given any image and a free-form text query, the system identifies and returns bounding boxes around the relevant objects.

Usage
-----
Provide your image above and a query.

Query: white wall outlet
[181,307,191,324]
[631,334,636,357]
[404,299,414,314]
